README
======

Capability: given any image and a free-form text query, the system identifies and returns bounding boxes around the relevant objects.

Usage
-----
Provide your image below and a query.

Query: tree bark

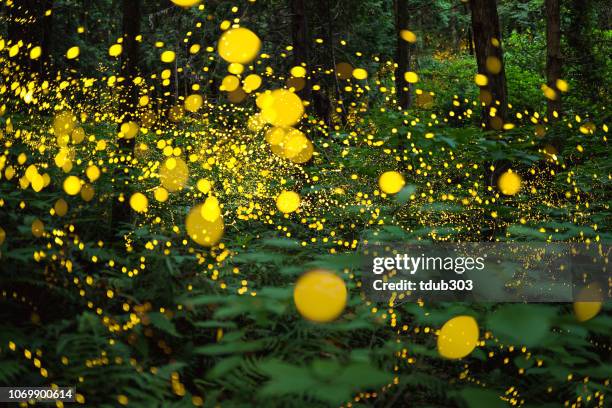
[567,0,598,100]
[545,0,561,121]
[111,0,141,234]
[290,0,311,102]
[470,0,508,126]
[463,2,474,55]
[394,0,411,109]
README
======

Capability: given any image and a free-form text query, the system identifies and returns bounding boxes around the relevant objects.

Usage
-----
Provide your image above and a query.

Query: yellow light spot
[184,94,203,113]
[474,74,488,87]
[404,71,419,84]
[352,68,368,80]
[259,89,304,127]
[66,46,80,59]
[130,193,148,213]
[32,219,44,237]
[574,286,603,322]
[497,171,521,196]
[154,187,169,202]
[400,30,417,43]
[290,66,307,78]
[556,79,569,92]
[218,27,261,64]
[63,176,82,196]
[485,56,502,74]
[221,75,240,92]
[196,179,212,194]
[294,270,347,323]
[379,171,405,194]
[54,199,68,217]
[109,43,123,57]
[30,46,42,60]
[437,316,479,359]
[200,196,221,222]
[161,50,176,63]
[276,191,301,213]
[243,74,262,93]
[170,0,201,7]
[186,204,224,247]
[159,157,189,192]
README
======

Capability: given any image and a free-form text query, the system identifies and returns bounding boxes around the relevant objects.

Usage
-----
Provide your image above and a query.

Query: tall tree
[470,0,508,126]
[545,0,561,120]
[567,0,598,100]
[394,0,411,109]
[290,0,311,102]
[111,0,142,234]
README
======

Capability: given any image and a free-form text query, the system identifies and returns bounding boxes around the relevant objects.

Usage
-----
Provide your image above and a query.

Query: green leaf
[148,312,180,337]
[486,304,555,347]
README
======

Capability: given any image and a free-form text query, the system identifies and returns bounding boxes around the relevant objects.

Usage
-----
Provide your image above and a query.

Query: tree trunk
[290,0,311,102]
[470,0,508,126]
[111,0,141,234]
[545,0,561,121]
[312,0,332,125]
[394,0,411,109]
[567,0,598,100]
[463,2,474,55]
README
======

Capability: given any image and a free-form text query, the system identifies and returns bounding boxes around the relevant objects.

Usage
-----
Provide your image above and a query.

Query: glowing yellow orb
[485,56,502,74]
[109,43,123,57]
[30,46,42,60]
[276,190,301,213]
[497,171,521,196]
[154,187,169,203]
[281,129,313,163]
[80,184,95,202]
[218,27,261,64]
[221,75,240,92]
[120,121,139,139]
[53,111,76,136]
[32,219,44,238]
[379,171,405,194]
[474,73,488,87]
[63,176,82,196]
[130,193,148,213]
[243,74,262,93]
[290,66,307,78]
[159,157,189,192]
[161,50,176,63]
[186,204,224,247]
[71,127,85,144]
[31,173,44,192]
[196,179,212,194]
[170,0,201,7]
[184,94,203,113]
[260,89,304,128]
[86,165,100,182]
[200,196,221,222]
[437,316,479,359]
[352,68,368,80]
[574,285,603,322]
[400,30,417,43]
[54,199,68,217]
[293,270,347,323]
[404,71,419,84]
[66,46,80,59]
